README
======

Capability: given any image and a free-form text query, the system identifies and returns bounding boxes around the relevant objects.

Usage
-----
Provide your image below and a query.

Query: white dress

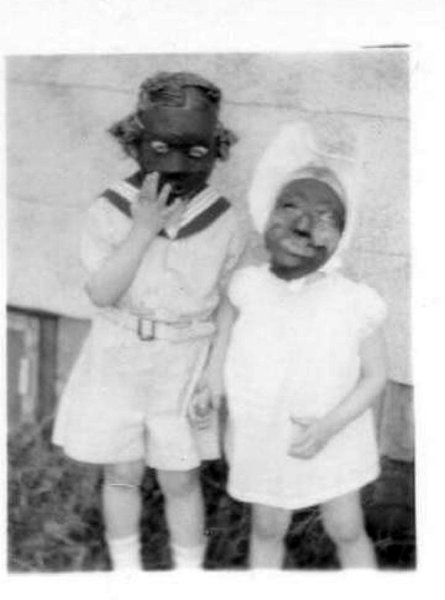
[224,265,387,509]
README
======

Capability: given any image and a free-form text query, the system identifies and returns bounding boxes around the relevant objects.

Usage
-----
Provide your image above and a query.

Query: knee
[252,507,290,541]
[104,461,145,487]
[322,507,366,546]
[157,468,200,500]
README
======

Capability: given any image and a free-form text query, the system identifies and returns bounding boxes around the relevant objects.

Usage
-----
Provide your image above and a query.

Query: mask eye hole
[317,211,337,227]
[188,145,209,159]
[150,140,170,155]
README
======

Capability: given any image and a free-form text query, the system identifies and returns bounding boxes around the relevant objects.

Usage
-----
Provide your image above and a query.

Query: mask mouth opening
[156,173,206,199]
[167,179,187,195]
[279,237,321,258]
[292,228,311,239]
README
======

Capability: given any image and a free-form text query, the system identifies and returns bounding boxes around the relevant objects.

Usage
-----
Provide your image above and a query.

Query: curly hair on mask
[108,71,238,161]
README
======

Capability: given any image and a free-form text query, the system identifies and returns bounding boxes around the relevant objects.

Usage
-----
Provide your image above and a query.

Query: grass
[8,419,416,572]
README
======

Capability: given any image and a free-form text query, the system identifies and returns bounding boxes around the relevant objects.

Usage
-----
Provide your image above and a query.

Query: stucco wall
[7,52,410,383]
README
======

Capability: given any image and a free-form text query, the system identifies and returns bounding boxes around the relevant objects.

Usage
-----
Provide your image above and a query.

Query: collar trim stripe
[100,173,229,240]
[101,189,132,217]
[111,180,140,202]
[180,188,220,228]
[175,196,230,239]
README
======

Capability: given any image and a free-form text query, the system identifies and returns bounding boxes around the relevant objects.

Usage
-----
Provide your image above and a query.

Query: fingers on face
[141,172,159,201]
[165,198,185,219]
[157,181,173,207]
[141,172,173,207]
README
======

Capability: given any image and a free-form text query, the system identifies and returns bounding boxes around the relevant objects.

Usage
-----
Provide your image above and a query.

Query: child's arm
[207,296,237,405]
[86,173,183,307]
[188,296,237,429]
[289,328,387,459]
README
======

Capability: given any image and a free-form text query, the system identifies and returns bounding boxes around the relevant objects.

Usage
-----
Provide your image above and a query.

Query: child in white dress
[219,122,388,568]
[52,72,245,570]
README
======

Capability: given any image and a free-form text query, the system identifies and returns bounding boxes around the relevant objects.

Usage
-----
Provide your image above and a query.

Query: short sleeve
[355,284,388,340]
[80,198,130,274]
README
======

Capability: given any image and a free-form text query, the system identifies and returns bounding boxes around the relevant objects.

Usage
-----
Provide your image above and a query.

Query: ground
[8,420,415,572]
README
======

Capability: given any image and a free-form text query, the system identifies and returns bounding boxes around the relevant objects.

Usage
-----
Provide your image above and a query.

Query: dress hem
[227,467,380,510]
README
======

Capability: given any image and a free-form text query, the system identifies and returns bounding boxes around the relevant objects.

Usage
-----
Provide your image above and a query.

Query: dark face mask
[137,106,217,202]
[264,179,345,280]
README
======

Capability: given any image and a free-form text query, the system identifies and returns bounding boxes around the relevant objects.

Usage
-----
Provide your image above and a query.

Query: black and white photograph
[6,49,414,572]
[3,0,445,594]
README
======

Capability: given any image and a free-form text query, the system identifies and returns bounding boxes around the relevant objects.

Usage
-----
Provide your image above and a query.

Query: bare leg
[250,503,292,569]
[321,490,377,568]
[103,460,145,569]
[156,468,205,568]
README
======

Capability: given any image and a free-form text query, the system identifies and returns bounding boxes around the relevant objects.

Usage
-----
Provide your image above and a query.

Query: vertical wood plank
[37,314,58,422]
[378,381,414,461]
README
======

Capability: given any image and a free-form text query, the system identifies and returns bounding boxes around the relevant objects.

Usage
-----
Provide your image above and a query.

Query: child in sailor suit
[53,72,245,570]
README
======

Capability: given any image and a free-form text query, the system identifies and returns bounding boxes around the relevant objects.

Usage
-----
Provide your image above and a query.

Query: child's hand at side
[202,364,225,410]
[287,416,333,459]
[188,386,214,430]
[188,369,224,430]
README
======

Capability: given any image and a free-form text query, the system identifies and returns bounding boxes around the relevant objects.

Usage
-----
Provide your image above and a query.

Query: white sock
[171,542,205,569]
[107,533,142,571]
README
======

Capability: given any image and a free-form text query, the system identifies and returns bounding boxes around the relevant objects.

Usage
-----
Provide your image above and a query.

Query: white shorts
[52,316,220,470]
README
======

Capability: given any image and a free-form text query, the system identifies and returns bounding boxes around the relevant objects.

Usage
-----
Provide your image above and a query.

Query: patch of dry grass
[8,420,415,572]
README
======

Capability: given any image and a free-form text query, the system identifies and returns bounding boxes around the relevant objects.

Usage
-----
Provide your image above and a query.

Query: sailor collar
[101,172,230,240]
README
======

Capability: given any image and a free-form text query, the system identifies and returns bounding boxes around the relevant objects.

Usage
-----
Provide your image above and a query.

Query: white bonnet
[247,120,360,272]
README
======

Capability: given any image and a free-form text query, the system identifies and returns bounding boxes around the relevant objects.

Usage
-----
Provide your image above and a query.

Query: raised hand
[132,172,185,238]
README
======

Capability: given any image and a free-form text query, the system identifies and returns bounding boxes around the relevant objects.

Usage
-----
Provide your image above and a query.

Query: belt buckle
[137,317,156,341]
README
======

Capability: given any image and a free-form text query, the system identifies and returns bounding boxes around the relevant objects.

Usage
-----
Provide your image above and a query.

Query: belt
[99,309,216,342]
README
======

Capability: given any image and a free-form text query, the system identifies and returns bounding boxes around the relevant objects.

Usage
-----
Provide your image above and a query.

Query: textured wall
[7,52,410,383]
